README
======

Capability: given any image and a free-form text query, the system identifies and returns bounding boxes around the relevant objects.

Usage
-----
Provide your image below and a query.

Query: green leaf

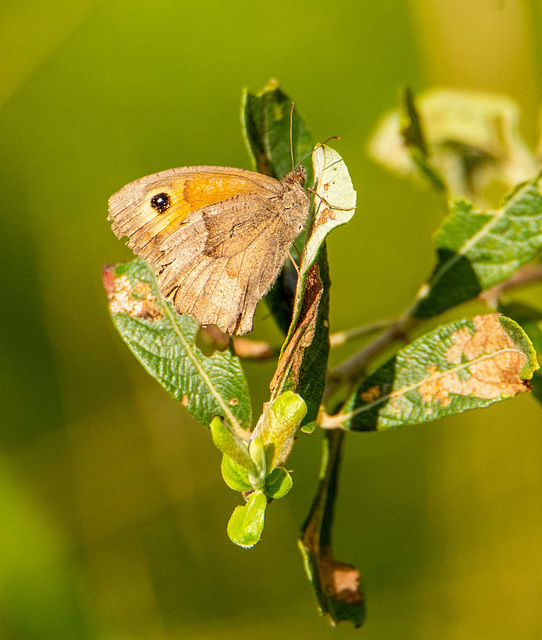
[221,455,252,493]
[413,169,542,318]
[261,261,299,335]
[497,300,542,353]
[269,145,355,428]
[400,87,428,156]
[210,417,251,469]
[222,453,293,499]
[497,300,542,410]
[265,467,293,499]
[342,314,538,431]
[248,434,267,489]
[270,247,331,431]
[241,78,313,181]
[298,430,365,627]
[297,249,331,432]
[227,492,267,549]
[242,80,331,429]
[370,88,536,199]
[399,87,447,193]
[252,391,307,471]
[103,259,251,433]
[241,80,314,334]
[531,370,542,405]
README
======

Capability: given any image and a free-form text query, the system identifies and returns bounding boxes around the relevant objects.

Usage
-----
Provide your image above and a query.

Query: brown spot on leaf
[320,554,364,607]
[313,206,335,231]
[228,397,239,406]
[419,366,453,407]
[360,385,381,403]
[106,274,164,320]
[447,315,512,363]
[181,395,189,406]
[419,314,528,405]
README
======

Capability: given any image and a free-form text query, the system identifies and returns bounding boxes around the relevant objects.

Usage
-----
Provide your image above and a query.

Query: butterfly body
[108,165,309,334]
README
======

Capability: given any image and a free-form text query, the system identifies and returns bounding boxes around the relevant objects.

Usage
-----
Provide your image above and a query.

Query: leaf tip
[227,492,267,548]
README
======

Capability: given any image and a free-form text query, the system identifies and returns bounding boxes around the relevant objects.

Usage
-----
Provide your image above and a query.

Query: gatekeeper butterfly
[108,165,309,334]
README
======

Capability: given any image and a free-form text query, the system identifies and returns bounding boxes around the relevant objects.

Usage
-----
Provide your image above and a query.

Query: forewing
[158,189,307,334]
[108,165,308,334]
[108,166,281,266]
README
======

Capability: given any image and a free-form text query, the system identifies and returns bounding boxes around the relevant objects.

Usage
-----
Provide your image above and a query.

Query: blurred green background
[1,0,542,638]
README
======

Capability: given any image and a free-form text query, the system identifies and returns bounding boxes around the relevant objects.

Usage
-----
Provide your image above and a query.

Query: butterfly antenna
[296,136,341,168]
[320,135,340,147]
[289,102,295,171]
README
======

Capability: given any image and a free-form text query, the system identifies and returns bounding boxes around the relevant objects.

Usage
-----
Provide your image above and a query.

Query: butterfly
[108,164,309,335]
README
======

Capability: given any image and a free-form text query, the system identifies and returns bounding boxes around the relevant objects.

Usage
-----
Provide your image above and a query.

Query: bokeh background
[2,0,542,638]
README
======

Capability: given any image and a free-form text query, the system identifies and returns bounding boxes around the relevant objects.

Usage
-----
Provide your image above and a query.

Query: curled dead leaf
[270,263,323,396]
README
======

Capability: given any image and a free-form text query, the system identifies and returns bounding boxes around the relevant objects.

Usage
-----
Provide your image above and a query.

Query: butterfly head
[283,165,307,188]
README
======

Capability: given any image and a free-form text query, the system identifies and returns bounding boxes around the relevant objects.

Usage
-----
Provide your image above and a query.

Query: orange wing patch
[143,174,264,234]
[109,172,265,261]
[180,174,261,211]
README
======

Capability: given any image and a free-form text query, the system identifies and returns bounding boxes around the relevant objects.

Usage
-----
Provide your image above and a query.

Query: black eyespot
[150,192,171,213]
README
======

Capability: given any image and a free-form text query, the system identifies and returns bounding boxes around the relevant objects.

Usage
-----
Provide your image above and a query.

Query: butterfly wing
[108,166,308,334]
[108,166,280,264]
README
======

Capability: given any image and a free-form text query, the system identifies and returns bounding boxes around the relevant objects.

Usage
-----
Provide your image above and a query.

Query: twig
[323,262,542,416]
[324,313,418,403]
[329,319,395,348]
[480,264,542,307]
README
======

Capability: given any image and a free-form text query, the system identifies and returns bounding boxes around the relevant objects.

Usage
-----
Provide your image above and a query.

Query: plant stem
[322,261,542,425]
[328,319,395,348]
[480,263,542,307]
[300,429,345,546]
[298,428,364,626]
[324,312,418,403]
